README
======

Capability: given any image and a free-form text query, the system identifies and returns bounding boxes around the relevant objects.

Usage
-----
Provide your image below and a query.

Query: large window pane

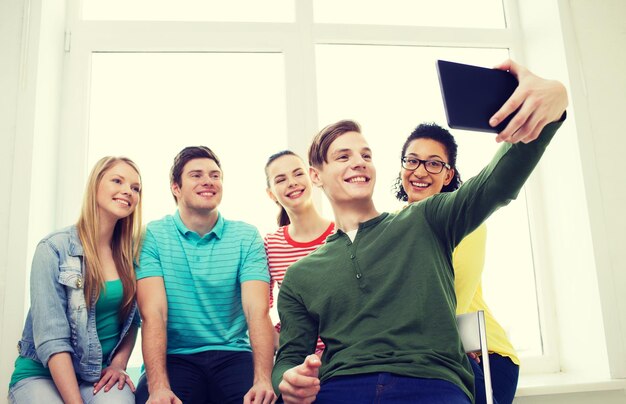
[314,0,505,28]
[88,52,288,366]
[316,44,543,358]
[83,0,295,22]
[89,52,288,236]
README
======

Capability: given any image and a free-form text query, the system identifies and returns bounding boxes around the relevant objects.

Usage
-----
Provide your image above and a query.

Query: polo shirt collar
[211,214,225,239]
[173,210,225,240]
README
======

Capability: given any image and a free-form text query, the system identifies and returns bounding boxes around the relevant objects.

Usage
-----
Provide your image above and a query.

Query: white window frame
[58,0,559,374]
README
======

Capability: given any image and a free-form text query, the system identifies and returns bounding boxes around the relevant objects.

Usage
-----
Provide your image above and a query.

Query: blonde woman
[8,157,143,404]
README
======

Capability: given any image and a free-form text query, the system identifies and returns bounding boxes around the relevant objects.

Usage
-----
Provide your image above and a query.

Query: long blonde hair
[77,156,143,320]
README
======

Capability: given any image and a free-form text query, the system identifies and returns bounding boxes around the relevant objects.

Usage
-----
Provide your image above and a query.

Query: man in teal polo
[135,146,275,404]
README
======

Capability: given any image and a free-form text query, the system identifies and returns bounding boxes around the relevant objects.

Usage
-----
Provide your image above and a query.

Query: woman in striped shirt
[264,150,334,355]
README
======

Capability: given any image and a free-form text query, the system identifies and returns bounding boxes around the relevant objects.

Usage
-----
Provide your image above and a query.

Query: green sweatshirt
[272,120,563,401]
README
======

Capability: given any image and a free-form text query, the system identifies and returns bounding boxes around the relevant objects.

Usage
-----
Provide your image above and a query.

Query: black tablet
[436,60,518,133]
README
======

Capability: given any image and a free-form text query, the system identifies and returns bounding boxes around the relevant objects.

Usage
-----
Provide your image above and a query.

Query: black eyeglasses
[401,156,451,174]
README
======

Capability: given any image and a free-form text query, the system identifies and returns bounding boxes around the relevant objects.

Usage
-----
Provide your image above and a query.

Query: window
[53,0,556,373]
[314,0,505,28]
[88,52,288,237]
[82,0,295,22]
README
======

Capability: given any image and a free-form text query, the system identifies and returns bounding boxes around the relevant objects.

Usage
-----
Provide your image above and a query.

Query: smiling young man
[272,60,568,404]
[135,146,275,404]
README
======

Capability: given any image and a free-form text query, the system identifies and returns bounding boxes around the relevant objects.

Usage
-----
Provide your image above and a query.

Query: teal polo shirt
[138,211,270,354]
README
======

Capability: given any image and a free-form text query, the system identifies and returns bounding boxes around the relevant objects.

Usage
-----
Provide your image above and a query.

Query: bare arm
[242,280,277,404]
[137,277,181,404]
[111,323,138,370]
[48,352,83,404]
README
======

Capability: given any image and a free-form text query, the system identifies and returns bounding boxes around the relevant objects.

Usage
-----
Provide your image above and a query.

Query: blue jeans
[135,350,253,404]
[470,353,519,404]
[309,372,471,403]
[8,376,134,404]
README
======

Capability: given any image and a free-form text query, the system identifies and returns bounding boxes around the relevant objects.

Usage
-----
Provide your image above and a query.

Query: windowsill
[517,372,626,397]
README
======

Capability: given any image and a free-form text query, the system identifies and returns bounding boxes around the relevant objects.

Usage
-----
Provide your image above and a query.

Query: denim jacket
[16,225,139,383]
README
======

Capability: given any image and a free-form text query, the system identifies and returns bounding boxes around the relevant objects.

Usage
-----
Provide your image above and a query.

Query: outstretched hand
[490,60,568,144]
[279,354,322,404]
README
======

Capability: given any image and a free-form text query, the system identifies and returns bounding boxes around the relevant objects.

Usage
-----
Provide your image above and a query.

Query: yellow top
[452,223,520,365]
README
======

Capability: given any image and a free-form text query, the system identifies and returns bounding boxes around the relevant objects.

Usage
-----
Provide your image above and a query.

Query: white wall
[0,1,22,253]
[0,0,31,390]
[510,0,626,400]
[564,0,626,379]
[0,0,66,393]
[513,0,607,377]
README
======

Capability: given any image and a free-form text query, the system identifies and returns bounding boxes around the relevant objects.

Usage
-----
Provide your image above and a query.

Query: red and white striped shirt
[264,222,335,354]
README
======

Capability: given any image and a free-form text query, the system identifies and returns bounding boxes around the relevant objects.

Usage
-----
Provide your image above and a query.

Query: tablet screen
[436,60,518,133]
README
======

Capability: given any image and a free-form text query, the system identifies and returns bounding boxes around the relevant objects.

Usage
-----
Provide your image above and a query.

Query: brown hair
[170,146,221,203]
[265,150,299,227]
[77,156,143,320]
[308,120,361,168]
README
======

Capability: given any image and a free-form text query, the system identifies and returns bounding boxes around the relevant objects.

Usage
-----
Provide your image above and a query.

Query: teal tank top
[10,279,124,386]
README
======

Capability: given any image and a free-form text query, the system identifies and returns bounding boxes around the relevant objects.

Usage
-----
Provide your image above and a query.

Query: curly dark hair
[393,122,462,202]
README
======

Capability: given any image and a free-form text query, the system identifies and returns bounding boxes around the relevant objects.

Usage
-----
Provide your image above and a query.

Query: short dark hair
[308,120,361,168]
[393,123,462,202]
[170,146,221,203]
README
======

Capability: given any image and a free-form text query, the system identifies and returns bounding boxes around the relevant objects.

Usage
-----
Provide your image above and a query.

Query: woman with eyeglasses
[263,150,335,355]
[8,157,142,404]
[393,123,520,404]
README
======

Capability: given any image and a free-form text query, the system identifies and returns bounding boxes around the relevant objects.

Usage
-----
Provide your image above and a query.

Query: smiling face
[401,138,454,203]
[310,131,376,205]
[172,157,223,213]
[96,161,141,224]
[266,154,313,213]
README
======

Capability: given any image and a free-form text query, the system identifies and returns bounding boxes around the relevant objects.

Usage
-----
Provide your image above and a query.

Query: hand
[468,352,481,364]
[490,59,568,144]
[243,379,277,404]
[146,387,182,404]
[94,364,135,394]
[279,355,322,404]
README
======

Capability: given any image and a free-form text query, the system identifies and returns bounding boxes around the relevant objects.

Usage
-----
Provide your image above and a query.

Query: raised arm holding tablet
[437,59,567,140]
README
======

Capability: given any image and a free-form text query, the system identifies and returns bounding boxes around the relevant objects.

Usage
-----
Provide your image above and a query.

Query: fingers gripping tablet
[437,60,518,133]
